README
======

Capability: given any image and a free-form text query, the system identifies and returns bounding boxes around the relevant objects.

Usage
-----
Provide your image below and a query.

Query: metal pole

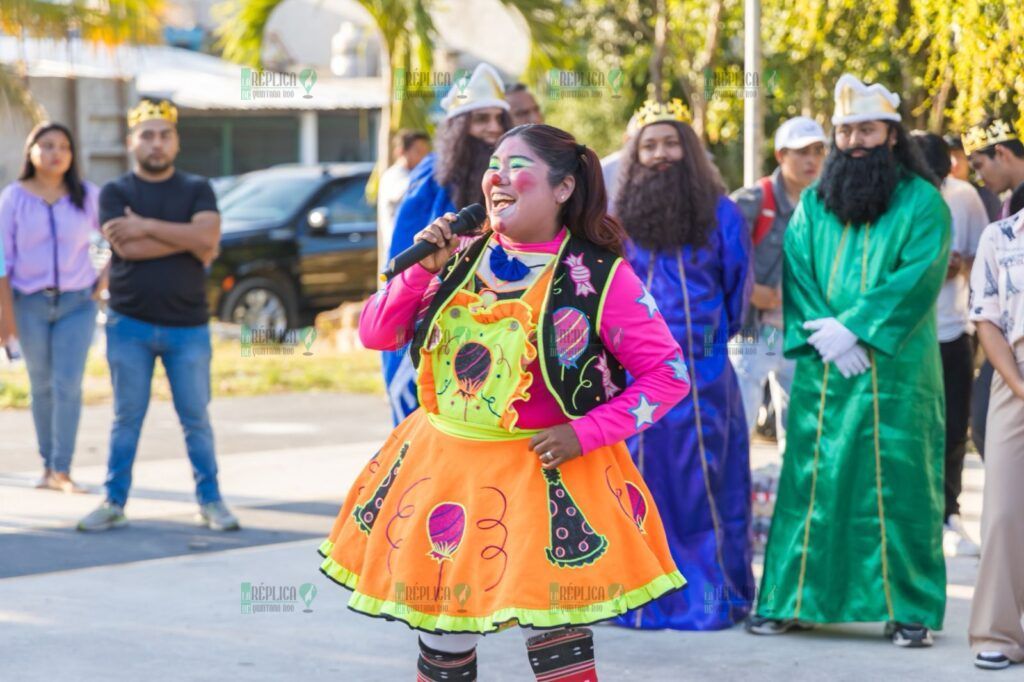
[299,110,318,165]
[743,0,763,186]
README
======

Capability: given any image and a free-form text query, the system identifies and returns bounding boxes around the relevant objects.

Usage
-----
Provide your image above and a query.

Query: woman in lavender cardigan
[1,122,104,493]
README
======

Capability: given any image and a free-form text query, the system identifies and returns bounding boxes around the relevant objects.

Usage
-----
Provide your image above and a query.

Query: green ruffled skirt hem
[317,539,686,634]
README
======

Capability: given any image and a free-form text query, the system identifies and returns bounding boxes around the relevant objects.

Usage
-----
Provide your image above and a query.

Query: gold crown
[127,99,178,129]
[963,118,1018,156]
[633,98,692,129]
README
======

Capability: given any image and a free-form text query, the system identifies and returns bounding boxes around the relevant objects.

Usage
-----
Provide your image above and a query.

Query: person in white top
[912,131,989,558]
[967,206,1024,671]
[376,129,430,273]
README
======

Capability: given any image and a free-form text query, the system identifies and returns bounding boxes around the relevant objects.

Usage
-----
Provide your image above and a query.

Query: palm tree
[213,0,575,172]
[0,0,164,121]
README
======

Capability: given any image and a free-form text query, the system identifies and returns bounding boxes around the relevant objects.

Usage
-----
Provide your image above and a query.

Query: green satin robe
[756,174,951,629]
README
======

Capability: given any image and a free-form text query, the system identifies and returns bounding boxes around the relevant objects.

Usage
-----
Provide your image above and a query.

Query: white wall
[0,76,134,187]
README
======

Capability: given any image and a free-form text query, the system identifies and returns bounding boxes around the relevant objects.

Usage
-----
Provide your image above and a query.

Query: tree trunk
[649,0,667,101]
[685,0,724,140]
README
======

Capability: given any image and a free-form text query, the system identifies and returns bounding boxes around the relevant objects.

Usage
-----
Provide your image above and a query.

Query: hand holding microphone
[381,203,486,282]
[415,213,462,274]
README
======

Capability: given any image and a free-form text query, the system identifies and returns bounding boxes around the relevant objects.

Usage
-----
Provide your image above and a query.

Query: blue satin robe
[614,195,756,630]
[383,153,456,425]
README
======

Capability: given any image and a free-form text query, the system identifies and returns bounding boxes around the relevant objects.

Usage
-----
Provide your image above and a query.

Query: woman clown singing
[319,123,690,681]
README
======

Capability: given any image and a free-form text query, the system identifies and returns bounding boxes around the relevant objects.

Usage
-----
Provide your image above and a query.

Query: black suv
[208,163,378,330]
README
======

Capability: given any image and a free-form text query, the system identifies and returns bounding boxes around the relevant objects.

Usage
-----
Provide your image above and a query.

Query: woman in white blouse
[967,205,1024,670]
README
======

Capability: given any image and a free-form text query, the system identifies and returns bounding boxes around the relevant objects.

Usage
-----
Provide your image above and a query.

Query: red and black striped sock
[525,627,598,682]
[416,638,477,682]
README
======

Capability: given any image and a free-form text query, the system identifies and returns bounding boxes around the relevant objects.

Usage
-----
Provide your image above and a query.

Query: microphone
[380,203,487,282]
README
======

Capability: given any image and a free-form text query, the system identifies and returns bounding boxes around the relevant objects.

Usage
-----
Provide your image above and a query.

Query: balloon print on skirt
[426,501,467,600]
[626,481,649,534]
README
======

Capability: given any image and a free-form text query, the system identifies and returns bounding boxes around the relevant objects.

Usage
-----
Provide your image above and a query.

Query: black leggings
[941,333,975,519]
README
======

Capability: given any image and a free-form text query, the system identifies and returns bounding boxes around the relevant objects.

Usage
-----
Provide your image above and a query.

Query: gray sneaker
[77,501,128,532]
[197,501,240,531]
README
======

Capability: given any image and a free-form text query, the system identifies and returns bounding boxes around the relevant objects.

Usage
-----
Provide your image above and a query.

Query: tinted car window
[220,174,320,225]
[323,178,375,225]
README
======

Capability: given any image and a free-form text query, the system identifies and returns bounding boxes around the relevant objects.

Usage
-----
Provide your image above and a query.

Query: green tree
[763,0,1024,136]
[0,0,163,120]
[214,0,576,173]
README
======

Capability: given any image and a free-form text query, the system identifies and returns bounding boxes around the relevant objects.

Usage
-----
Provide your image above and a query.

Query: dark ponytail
[497,124,626,255]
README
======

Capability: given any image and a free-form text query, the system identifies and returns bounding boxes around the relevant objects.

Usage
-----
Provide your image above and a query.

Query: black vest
[410,232,625,418]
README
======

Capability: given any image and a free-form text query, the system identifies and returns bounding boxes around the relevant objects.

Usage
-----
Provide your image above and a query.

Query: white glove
[804,317,858,362]
[832,344,870,378]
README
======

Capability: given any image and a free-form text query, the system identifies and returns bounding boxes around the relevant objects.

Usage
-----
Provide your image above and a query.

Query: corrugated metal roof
[0,36,386,111]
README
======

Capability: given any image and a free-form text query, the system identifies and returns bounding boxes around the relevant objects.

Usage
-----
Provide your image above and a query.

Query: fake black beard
[816,144,903,225]
[616,160,709,250]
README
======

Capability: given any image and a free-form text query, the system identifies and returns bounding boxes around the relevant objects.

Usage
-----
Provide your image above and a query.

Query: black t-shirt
[99,171,218,326]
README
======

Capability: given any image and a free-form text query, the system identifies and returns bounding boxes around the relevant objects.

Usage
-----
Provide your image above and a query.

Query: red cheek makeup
[512,171,538,194]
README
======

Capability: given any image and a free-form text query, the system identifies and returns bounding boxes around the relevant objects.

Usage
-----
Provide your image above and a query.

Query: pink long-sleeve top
[361,229,690,454]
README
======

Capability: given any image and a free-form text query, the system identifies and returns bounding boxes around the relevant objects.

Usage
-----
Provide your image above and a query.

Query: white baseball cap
[774,116,827,152]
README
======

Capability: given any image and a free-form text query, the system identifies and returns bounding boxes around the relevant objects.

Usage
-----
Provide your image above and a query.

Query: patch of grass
[0,337,384,410]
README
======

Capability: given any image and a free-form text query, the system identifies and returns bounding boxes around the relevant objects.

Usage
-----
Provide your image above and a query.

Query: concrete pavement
[0,392,995,680]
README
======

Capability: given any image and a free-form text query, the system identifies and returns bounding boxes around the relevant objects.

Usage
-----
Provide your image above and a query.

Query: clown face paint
[482,135,564,242]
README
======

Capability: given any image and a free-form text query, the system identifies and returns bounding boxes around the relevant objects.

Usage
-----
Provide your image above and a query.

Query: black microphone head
[455,203,487,234]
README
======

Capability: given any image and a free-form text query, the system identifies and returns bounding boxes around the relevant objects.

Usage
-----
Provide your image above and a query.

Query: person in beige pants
[966,201,1024,671]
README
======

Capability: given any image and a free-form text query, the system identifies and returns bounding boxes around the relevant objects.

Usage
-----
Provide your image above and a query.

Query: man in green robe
[748,74,951,648]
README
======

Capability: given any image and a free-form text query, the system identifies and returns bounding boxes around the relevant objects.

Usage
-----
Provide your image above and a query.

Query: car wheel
[220,276,297,334]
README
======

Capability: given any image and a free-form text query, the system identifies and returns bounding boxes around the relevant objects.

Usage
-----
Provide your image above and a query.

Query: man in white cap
[383,63,511,424]
[731,116,827,450]
[749,74,951,648]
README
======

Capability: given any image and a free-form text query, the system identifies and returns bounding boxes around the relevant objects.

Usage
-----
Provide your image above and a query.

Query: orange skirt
[319,408,685,633]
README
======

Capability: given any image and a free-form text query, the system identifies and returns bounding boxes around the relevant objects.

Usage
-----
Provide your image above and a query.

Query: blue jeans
[730,323,794,451]
[12,288,97,473]
[104,310,221,507]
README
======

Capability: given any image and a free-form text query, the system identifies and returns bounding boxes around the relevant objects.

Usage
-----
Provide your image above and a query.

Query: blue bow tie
[489,243,530,282]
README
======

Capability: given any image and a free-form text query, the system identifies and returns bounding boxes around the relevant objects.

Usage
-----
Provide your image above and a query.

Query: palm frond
[0,64,45,123]
[212,0,286,66]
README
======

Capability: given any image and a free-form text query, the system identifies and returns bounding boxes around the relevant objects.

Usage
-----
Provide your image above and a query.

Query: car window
[322,178,375,226]
[220,175,319,225]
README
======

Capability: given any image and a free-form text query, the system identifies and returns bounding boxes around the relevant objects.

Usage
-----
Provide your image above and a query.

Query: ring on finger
[543,450,554,461]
